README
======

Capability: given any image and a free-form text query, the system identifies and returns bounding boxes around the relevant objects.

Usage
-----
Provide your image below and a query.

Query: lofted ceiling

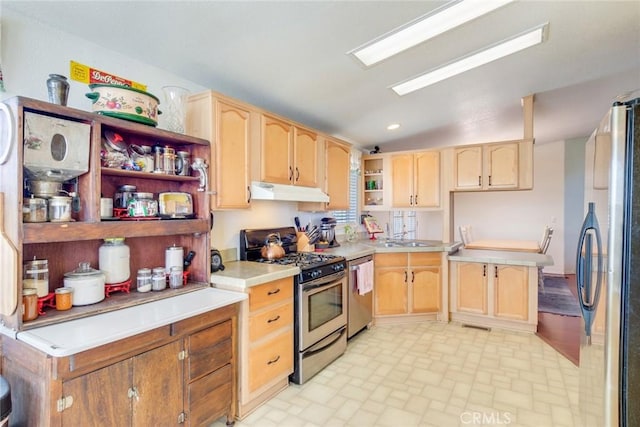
[5,0,640,151]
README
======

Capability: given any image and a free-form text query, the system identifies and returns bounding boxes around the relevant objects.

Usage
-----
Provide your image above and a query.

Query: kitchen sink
[379,240,439,248]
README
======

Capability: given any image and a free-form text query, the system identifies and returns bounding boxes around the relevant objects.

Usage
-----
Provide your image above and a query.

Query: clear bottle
[152,267,166,291]
[136,268,152,293]
[99,238,130,284]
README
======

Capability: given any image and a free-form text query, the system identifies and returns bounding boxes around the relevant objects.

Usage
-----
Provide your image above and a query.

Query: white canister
[100,197,113,218]
[48,196,72,222]
[165,245,183,273]
[99,237,130,284]
[63,262,105,305]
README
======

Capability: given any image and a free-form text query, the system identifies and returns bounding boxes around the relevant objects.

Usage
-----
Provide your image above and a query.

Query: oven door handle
[302,270,346,290]
[304,327,346,358]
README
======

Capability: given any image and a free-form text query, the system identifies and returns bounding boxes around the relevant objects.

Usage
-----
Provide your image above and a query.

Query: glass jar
[22,288,39,321]
[99,238,130,284]
[55,287,73,311]
[23,258,49,297]
[169,266,183,289]
[152,267,166,291]
[162,146,176,175]
[136,268,152,293]
[127,192,158,217]
[114,185,137,209]
[48,196,72,222]
[23,196,48,223]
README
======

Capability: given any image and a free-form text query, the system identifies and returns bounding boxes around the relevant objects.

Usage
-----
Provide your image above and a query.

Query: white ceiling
[6,1,640,151]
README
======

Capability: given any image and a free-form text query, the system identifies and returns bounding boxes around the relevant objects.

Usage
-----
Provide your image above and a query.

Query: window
[392,211,416,239]
[331,169,359,224]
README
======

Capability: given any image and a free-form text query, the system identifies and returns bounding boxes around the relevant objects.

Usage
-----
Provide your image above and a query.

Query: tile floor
[215,321,579,427]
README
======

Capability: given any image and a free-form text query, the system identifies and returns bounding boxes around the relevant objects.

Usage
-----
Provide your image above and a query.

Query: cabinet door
[248,329,293,393]
[325,139,351,210]
[261,115,293,184]
[374,268,408,315]
[411,266,441,313]
[293,127,318,187]
[454,146,483,190]
[493,265,528,320]
[61,359,133,426]
[413,151,440,207]
[391,154,414,207]
[456,262,487,314]
[485,143,518,189]
[133,340,184,426]
[217,100,251,208]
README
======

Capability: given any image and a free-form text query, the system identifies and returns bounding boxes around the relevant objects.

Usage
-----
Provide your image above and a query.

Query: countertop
[321,239,462,257]
[448,248,554,267]
[14,288,247,357]
[211,262,300,291]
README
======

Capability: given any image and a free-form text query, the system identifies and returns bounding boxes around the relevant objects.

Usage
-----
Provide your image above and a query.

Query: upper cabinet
[187,91,252,209]
[391,151,440,208]
[324,138,351,210]
[452,140,533,191]
[261,115,318,187]
[362,155,389,210]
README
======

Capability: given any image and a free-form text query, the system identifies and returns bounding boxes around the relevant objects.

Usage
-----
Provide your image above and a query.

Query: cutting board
[0,192,18,316]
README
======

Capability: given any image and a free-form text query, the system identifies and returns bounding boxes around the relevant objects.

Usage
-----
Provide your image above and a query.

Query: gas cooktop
[255,252,343,269]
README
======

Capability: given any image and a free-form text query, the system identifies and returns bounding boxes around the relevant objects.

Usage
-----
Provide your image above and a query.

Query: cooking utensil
[295,216,302,231]
[183,250,196,270]
[260,233,285,260]
[0,193,18,316]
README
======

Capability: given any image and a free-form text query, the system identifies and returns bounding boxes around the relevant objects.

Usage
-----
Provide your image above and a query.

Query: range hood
[250,181,329,203]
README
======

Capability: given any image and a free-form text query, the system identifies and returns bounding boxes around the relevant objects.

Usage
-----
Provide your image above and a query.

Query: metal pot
[260,233,285,260]
[63,262,105,306]
[85,84,161,127]
[27,180,63,198]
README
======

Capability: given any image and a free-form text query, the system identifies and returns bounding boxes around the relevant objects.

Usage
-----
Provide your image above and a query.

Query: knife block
[297,232,314,252]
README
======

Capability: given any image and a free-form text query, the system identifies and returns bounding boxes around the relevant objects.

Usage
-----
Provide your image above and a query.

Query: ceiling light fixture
[349,0,515,67]
[391,23,548,96]
[387,123,401,130]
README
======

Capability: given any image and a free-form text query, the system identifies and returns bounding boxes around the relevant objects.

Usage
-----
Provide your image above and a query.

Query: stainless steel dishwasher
[347,254,374,339]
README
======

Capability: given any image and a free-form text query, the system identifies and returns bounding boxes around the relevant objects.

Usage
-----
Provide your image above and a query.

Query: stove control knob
[333,264,344,271]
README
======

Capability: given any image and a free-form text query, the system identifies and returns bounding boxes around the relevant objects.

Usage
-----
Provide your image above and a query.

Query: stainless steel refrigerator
[576,97,639,426]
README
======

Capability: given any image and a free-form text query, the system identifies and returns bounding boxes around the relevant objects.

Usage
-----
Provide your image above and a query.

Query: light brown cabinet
[391,151,440,208]
[450,261,537,332]
[260,115,318,187]
[1,304,238,426]
[362,155,387,210]
[236,277,294,418]
[324,138,351,210]
[374,252,441,318]
[186,91,252,209]
[454,142,519,190]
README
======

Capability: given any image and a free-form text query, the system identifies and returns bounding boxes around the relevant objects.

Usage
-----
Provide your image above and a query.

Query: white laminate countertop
[448,248,554,267]
[321,240,462,257]
[15,288,247,357]
[210,261,300,291]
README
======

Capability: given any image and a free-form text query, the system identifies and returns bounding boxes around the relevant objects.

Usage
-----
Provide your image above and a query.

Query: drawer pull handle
[267,315,281,323]
[267,355,281,365]
[267,288,281,295]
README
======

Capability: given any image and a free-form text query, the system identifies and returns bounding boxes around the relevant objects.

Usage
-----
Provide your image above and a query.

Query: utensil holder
[297,232,314,252]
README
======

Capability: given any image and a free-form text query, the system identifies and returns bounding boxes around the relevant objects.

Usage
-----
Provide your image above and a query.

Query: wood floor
[536,274,581,366]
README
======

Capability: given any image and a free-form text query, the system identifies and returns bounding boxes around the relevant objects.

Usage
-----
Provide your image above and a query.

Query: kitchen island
[448,248,553,333]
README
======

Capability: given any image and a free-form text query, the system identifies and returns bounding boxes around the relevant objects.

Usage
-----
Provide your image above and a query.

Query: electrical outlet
[551,216,557,224]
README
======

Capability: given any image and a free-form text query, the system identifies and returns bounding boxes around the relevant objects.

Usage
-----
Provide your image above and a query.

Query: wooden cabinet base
[374,313,440,325]
[450,313,537,333]
[236,377,289,419]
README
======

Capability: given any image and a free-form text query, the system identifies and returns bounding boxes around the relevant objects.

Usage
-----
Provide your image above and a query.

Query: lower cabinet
[236,277,294,418]
[450,261,538,332]
[374,252,442,322]
[1,304,238,426]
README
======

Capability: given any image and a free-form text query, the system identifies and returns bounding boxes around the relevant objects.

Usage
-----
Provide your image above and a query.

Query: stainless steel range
[240,227,347,384]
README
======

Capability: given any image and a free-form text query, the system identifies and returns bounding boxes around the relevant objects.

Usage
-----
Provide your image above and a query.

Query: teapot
[261,233,286,260]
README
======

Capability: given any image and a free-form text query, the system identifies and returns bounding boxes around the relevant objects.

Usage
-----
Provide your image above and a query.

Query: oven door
[299,270,347,351]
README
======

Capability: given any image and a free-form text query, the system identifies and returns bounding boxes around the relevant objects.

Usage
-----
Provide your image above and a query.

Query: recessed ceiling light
[391,23,548,96]
[349,0,515,67]
[387,123,401,130]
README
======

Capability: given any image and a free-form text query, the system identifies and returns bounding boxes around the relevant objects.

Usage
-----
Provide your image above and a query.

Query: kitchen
[0,1,639,426]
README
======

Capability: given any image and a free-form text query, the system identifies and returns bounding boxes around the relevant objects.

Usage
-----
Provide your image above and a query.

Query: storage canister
[114,184,137,209]
[63,262,105,306]
[23,196,48,223]
[169,266,183,289]
[22,288,38,321]
[152,267,166,291]
[127,192,158,217]
[99,237,130,284]
[23,258,49,297]
[165,245,184,272]
[48,196,72,222]
[55,287,73,310]
[136,268,152,292]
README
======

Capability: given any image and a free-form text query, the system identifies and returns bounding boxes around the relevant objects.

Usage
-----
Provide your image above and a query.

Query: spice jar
[136,268,152,292]
[23,196,48,223]
[22,288,38,321]
[152,267,166,291]
[127,192,158,217]
[169,266,183,289]
[23,258,49,297]
[48,196,72,222]
[55,287,73,311]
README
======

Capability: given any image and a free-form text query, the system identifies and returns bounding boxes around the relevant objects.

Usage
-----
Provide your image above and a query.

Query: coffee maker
[320,217,340,248]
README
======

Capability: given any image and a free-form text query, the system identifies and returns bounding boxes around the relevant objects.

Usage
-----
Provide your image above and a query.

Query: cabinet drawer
[375,253,408,267]
[410,252,441,266]
[188,320,232,381]
[249,329,293,393]
[188,364,232,426]
[248,278,293,312]
[249,302,293,341]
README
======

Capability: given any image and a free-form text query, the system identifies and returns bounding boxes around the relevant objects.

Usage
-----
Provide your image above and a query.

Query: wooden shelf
[101,168,201,182]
